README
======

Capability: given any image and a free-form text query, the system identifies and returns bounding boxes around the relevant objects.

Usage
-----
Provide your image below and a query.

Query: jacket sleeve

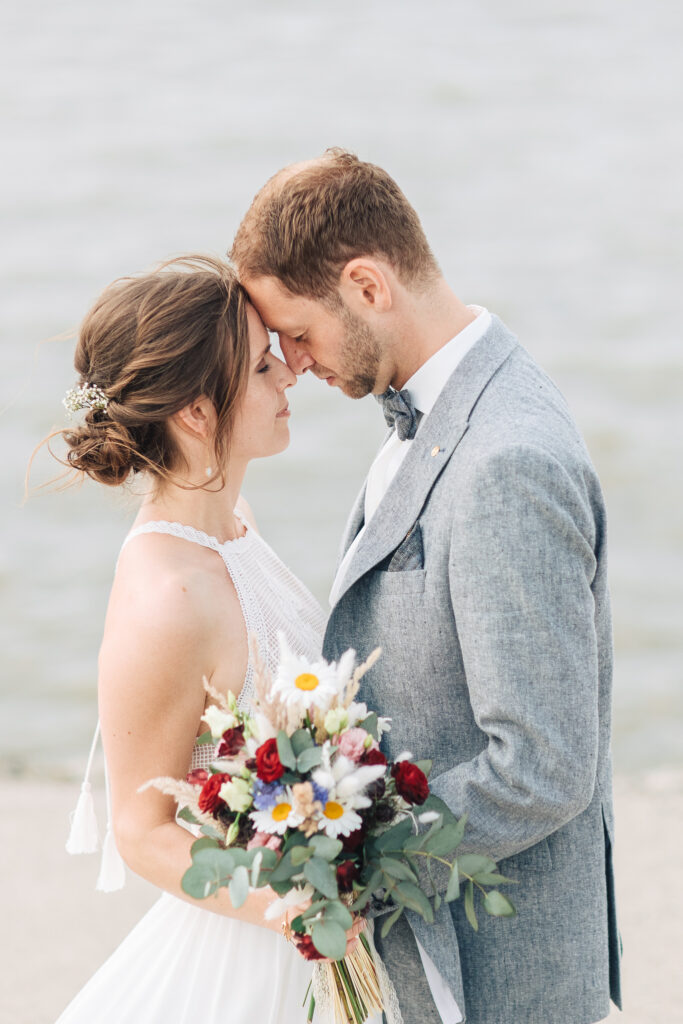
[429,442,604,864]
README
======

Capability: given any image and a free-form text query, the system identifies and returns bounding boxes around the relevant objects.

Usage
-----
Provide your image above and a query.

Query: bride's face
[230,304,296,462]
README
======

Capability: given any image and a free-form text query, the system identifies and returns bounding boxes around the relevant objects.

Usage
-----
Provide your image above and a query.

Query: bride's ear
[171,396,216,441]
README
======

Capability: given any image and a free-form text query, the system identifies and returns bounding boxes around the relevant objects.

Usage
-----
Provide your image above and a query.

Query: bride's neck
[138,460,247,543]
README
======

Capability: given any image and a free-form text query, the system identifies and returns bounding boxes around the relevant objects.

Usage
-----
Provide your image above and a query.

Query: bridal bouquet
[147,639,516,1024]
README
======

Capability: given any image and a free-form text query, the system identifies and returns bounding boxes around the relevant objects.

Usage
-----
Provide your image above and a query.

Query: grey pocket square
[386,523,424,572]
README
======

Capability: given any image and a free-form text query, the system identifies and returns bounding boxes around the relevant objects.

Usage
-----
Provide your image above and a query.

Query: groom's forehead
[244,275,320,329]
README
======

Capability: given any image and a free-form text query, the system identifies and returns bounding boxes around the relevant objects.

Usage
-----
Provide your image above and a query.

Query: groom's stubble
[333,301,383,399]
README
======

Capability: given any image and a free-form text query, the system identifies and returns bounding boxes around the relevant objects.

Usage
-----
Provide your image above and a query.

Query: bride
[51,255,355,1023]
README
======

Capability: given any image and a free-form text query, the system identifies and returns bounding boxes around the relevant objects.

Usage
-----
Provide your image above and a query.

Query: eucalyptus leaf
[296,746,324,772]
[301,899,330,920]
[433,893,441,911]
[473,872,517,886]
[191,836,220,855]
[182,863,221,900]
[309,835,343,861]
[195,731,216,746]
[199,824,224,840]
[311,919,347,960]
[464,879,478,931]
[291,845,314,866]
[483,890,516,917]
[290,729,314,756]
[360,712,379,739]
[445,862,460,903]
[270,849,299,884]
[276,730,297,770]
[414,759,433,778]
[177,806,201,826]
[395,882,434,923]
[192,846,235,876]
[379,857,418,883]
[229,865,249,908]
[323,900,354,930]
[304,856,339,900]
[458,854,497,877]
[424,822,469,856]
[250,851,263,889]
[380,906,404,939]
[375,818,414,852]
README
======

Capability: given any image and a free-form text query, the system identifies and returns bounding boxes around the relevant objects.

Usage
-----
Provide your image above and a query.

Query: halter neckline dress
[56,518,328,1024]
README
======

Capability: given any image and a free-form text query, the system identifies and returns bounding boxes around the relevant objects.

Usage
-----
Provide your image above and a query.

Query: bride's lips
[276,404,290,418]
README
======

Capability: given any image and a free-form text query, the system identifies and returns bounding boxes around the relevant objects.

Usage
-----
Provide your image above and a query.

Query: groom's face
[242,274,383,399]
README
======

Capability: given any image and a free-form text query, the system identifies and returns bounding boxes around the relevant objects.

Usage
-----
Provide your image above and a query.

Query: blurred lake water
[1,0,681,778]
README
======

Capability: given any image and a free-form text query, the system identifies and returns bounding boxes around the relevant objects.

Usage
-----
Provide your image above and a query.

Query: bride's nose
[276,359,297,389]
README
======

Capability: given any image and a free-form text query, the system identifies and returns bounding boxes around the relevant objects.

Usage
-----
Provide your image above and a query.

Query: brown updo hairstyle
[43,255,250,489]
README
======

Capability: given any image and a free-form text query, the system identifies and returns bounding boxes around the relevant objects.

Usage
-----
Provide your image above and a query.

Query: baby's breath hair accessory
[63,382,109,417]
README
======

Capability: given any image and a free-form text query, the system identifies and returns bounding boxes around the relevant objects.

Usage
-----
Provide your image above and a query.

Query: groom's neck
[388,278,475,390]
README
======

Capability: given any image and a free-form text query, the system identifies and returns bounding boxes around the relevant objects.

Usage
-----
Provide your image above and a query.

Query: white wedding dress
[55,516,328,1024]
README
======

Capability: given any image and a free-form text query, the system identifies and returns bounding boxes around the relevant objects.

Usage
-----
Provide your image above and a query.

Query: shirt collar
[403,306,491,420]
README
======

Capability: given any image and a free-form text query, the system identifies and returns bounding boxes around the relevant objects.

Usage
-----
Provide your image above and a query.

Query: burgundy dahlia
[217,725,245,758]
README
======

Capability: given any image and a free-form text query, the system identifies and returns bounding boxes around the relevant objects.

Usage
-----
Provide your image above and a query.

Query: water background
[1,0,681,778]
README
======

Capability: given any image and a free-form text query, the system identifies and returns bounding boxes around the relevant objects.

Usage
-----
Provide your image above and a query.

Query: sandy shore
[1,771,682,1024]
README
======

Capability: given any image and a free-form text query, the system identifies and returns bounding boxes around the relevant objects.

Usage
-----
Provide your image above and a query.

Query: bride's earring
[205,466,212,478]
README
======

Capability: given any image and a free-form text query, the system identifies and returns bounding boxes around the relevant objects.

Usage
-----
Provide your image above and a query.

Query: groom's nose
[279,334,315,375]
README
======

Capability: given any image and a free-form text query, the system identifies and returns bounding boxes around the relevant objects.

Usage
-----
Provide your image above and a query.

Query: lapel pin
[431,445,442,457]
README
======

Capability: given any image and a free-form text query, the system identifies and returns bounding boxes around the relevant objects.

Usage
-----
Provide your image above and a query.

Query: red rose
[217,726,245,758]
[255,738,285,783]
[198,772,231,815]
[293,934,324,961]
[340,826,365,853]
[361,748,387,767]
[186,768,209,786]
[336,859,360,893]
[391,761,429,805]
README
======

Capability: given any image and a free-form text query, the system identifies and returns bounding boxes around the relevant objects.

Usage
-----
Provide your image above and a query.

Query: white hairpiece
[63,383,109,417]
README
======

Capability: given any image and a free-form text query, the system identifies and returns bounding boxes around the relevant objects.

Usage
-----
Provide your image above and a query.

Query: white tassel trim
[65,780,99,854]
[96,827,126,892]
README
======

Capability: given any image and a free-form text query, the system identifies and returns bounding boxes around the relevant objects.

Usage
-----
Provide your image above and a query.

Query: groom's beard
[317,305,381,399]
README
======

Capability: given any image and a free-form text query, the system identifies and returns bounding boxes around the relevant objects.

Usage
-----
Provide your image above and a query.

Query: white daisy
[312,744,387,838]
[270,634,345,713]
[250,788,304,836]
[318,798,363,839]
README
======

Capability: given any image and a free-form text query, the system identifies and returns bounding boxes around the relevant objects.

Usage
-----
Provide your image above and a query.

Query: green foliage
[464,879,478,931]
[380,906,404,939]
[229,865,249,908]
[194,731,215,745]
[322,900,354,931]
[290,729,314,756]
[276,730,297,770]
[303,856,339,900]
[395,882,434,923]
[309,835,343,861]
[296,746,324,772]
[379,857,418,883]
[177,806,200,826]
[290,845,314,866]
[445,862,460,903]
[414,759,433,777]
[483,890,516,917]
[311,919,347,960]
[360,712,379,739]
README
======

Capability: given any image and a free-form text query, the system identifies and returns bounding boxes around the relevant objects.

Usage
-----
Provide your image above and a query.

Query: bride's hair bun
[45,255,250,489]
[63,416,140,487]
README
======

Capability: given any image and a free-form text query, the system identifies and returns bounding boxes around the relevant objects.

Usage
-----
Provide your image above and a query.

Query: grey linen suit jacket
[323,317,621,1024]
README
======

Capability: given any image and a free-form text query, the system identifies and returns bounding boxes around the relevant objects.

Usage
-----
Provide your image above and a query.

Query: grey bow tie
[376,388,420,441]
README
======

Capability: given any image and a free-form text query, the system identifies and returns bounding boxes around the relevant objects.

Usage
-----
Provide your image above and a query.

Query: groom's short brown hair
[231,149,439,301]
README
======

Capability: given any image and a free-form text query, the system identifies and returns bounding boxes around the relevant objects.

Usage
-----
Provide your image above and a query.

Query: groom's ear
[338,258,393,314]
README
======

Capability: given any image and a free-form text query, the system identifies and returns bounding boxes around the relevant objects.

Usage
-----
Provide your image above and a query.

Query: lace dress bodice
[121,517,327,770]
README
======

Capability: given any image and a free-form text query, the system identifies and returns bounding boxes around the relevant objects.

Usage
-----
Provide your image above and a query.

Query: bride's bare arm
[97,545,289,933]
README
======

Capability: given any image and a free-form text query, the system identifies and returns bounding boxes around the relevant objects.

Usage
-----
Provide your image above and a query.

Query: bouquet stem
[311,932,384,1024]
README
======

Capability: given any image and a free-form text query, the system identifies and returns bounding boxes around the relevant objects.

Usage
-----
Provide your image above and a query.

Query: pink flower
[338,728,371,762]
[247,831,282,852]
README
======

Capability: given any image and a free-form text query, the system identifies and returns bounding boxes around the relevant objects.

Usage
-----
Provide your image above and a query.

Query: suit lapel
[332,316,518,605]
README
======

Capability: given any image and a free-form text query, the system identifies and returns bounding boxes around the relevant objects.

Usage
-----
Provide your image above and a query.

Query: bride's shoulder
[235,493,259,534]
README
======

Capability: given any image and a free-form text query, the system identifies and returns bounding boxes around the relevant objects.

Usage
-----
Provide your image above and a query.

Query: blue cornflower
[312,780,329,806]
[253,779,285,811]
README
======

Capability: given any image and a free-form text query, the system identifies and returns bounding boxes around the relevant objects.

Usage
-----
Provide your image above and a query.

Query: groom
[232,149,621,1024]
